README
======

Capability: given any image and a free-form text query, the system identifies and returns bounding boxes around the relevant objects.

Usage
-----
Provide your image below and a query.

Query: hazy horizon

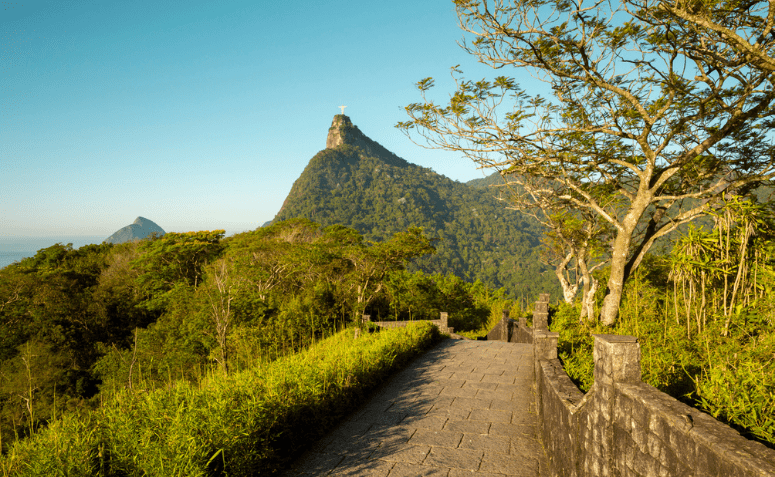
[2,1,530,237]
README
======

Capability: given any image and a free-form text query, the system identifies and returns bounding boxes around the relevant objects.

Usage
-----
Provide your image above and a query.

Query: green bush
[0,323,441,476]
[549,272,775,446]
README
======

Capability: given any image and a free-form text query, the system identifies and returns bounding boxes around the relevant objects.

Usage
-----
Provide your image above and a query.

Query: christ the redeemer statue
[339,105,347,115]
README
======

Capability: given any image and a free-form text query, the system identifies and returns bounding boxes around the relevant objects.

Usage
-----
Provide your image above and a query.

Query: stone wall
[493,295,775,477]
[362,312,453,334]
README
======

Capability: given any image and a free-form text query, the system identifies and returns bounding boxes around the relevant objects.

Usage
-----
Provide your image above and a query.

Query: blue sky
[2,0,508,238]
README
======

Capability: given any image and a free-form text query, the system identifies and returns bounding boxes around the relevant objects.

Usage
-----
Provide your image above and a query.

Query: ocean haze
[0,236,106,269]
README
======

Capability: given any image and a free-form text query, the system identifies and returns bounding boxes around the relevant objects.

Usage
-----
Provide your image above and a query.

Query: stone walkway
[285,339,549,476]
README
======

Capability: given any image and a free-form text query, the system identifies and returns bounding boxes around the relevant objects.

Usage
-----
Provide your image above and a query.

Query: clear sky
[2,0,508,238]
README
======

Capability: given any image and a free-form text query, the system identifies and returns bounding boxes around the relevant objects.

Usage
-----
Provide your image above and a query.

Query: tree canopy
[398,0,775,325]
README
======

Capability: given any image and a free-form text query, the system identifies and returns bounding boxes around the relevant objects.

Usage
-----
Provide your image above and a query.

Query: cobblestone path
[285,339,549,476]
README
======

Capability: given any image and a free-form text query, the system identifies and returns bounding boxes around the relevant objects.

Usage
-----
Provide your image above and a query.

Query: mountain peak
[324,114,409,168]
[326,114,356,149]
[105,217,166,244]
[133,216,157,227]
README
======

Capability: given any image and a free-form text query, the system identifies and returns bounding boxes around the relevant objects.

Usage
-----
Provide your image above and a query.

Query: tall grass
[551,276,775,446]
[0,322,441,476]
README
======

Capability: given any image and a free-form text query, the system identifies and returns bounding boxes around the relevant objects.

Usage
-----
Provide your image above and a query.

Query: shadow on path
[284,339,549,476]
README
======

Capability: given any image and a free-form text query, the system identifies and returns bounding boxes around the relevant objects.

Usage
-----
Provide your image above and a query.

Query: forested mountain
[273,115,556,298]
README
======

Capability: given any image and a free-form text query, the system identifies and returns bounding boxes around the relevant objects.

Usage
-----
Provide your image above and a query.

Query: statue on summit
[339,105,347,115]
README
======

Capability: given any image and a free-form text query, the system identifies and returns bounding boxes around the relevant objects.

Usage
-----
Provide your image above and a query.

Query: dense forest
[273,115,558,298]
[0,218,515,453]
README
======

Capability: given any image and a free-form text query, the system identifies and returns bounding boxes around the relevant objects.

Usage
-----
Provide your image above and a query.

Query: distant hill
[105,217,166,244]
[466,172,508,189]
[272,115,557,298]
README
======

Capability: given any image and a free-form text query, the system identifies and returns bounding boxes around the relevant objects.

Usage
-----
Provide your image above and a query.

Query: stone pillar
[440,312,448,332]
[533,299,549,331]
[361,314,371,325]
[590,334,641,477]
[592,334,641,386]
[534,331,559,360]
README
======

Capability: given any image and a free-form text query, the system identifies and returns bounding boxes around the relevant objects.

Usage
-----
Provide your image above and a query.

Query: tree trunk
[599,218,639,326]
[578,256,598,322]
[584,277,599,322]
[554,251,579,304]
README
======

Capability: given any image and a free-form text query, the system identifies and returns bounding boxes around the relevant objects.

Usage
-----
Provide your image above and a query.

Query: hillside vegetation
[553,197,775,446]
[273,115,557,298]
[0,322,441,476]
[0,218,519,455]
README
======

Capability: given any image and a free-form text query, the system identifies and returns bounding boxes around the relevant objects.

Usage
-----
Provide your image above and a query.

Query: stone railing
[488,294,775,476]
[361,312,453,334]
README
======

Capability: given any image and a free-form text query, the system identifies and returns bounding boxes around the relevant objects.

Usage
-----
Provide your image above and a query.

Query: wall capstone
[592,334,641,386]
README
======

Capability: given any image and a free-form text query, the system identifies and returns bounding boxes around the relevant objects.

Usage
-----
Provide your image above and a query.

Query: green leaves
[400,0,775,325]
[133,230,225,311]
[416,77,435,92]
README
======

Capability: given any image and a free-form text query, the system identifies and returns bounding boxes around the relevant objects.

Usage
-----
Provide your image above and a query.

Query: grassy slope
[0,323,442,477]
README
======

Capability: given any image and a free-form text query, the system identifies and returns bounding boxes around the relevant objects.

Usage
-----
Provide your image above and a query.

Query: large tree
[398,0,775,325]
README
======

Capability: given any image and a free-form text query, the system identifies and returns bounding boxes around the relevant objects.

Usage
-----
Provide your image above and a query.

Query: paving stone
[453,361,481,368]
[511,411,538,426]
[489,422,536,439]
[322,434,381,458]
[401,414,448,430]
[424,447,484,471]
[386,400,434,416]
[463,381,498,390]
[436,379,467,388]
[371,443,431,464]
[311,420,374,451]
[286,451,345,476]
[426,393,456,404]
[480,452,538,476]
[510,435,541,457]
[353,401,395,415]
[481,374,516,385]
[425,371,456,380]
[388,462,450,476]
[459,433,511,454]
[474,389,503,401]
[513,376,534,386]
[496,383,521,394]
[447,469,503,477]
[353,411,408,425]
[451,372,486,382]
[469,408,513,423]
[363,424,415,445]
[449,397,492,410]
[490,398,519,411]
[444,419,490,434]
[428,405,472,420]
[477,366,511,375]
[410,429,464,448]
[331,455,395,476]
[442,367,475,375]
[419,385,445,396]
[440,386,480,398]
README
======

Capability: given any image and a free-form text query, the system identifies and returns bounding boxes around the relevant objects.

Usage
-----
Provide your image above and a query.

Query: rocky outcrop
[105,217,166,244]
[325,115,408,168]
